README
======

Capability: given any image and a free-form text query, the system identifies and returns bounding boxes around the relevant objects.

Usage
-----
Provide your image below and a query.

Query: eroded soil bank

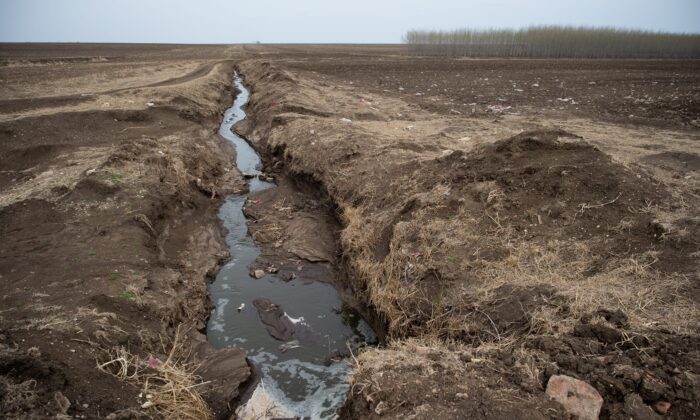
[235,53,700,419]
[0,45,252,419]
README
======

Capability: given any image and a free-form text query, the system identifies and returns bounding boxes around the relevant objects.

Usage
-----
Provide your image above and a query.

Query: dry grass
[342,189,699,343]
[97,327,213,420]
[348,336,548,418]
[477,242,699,335]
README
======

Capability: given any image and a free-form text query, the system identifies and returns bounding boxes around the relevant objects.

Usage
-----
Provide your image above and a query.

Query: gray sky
[1,0,699,44]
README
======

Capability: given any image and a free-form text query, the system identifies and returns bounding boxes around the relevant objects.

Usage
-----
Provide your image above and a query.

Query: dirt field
[1,43,699,419]
[235,46,700,419]
[0,44,253,419]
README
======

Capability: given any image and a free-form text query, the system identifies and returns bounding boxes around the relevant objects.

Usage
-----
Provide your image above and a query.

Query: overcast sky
[1,0,699,44]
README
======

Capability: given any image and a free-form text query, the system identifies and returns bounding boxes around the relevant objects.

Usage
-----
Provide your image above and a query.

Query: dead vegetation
[97,327,213,420]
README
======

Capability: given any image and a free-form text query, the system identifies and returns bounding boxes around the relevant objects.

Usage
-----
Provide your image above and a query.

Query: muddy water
[207,76,375,419]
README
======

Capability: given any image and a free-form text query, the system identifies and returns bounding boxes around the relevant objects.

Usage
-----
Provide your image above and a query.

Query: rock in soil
[194,346,250,418]
[252,298,296,341]
[653,401,671,415]
[546,375,603,420]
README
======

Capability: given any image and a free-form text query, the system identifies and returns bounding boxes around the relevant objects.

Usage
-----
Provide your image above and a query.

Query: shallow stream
[207,76,375,418]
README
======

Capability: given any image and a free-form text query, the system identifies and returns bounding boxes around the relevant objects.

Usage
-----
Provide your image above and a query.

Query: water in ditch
[207,76,376,419]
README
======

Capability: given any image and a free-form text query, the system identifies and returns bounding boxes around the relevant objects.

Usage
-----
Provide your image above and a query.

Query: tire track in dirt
[0,61,223,115]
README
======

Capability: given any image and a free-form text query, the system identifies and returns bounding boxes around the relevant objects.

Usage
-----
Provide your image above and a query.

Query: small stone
[250,269,265,279]
[546,375,603,420]
[242,172,255,179]
[266,266,279,273]
[653,401,671,415]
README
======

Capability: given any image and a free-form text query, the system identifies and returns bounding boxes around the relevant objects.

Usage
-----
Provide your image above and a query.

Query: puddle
[207,76,376,419]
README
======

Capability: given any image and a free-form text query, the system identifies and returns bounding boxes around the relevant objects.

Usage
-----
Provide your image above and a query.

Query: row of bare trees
[403,26,700,58]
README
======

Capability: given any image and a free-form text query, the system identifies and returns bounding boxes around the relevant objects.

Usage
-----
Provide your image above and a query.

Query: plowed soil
[234,46,700,419]
[0,44,252,419]
[1,43,699,419]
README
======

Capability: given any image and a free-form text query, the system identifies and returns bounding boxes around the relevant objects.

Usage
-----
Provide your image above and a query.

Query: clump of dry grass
[97,327,212,420]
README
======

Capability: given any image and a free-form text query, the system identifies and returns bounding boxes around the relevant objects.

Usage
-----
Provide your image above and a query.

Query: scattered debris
[487,104,512,113]
[280,340,301,353]
[147,356,161,369]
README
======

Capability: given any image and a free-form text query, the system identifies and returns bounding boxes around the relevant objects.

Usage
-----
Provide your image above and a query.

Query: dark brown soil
[0,44,250,419]
[283,56,700,129]
[2,43,699,419]
[235,49,700,420]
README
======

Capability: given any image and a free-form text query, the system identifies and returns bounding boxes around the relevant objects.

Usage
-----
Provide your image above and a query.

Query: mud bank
[208,76,376,418]
[0,46,252,419]
[236,58,700,419]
